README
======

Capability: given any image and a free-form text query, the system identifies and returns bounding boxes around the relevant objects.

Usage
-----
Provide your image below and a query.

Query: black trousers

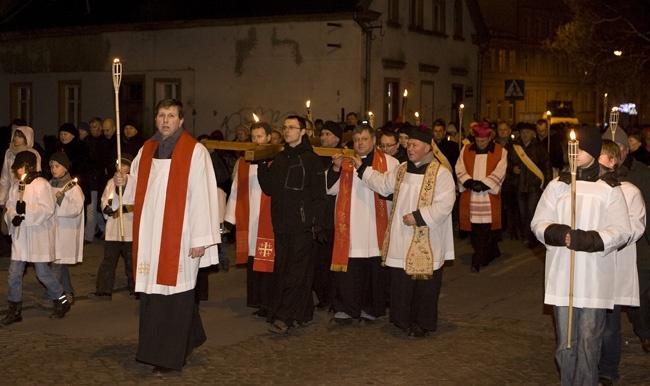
[332,256,386,319]
[470,223,501,267]
[389,266,443,331]
[246,255,273,311]
[268,232,315,326]
[95,241,134,294]
[312,228,334,306]
[136,290,206,371]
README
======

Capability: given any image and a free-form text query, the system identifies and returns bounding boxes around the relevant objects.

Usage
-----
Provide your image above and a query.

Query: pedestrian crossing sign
[505,79,525,100]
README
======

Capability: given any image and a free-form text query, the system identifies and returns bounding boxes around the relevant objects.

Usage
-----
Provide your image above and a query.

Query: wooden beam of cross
[203,140,355,161]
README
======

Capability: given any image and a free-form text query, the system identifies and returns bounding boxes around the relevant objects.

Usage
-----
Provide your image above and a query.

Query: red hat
[471,121,492,138]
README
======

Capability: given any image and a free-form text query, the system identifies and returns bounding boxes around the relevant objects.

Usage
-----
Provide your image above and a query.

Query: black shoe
[358,316,375,325]
[251,309,268,319]
[406,326,428,339]
[88,292,112,301]
[470,264,480,273]
[329,317,353,326]
[315,302,331,311]
[152,366,175,376]
[50,295,70,319]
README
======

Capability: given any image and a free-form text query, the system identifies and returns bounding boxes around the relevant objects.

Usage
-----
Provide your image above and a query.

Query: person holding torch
[531,126,631,385]
[1,151,70,326]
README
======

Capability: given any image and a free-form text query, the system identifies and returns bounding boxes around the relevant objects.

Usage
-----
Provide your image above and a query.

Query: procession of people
[1,98,650,384]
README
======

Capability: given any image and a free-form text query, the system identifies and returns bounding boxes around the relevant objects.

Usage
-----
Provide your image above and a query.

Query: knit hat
[519,123,536,132]
[322,121,343,140]
[120,153,134,166]
[602,128,630,149]
[11,150,37,170]
[77,122,90,134]
[58,123,79,138]
[576,126,602,160]
[471,121,492,138]
[409,125,433,144]
[49,151,71,170]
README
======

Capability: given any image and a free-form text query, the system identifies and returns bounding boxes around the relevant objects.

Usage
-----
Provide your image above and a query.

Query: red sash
[132,130,196,286]
[252,191,274,272]
[331,149,388,271]
[459,144,502,231]
[234,158,250,265]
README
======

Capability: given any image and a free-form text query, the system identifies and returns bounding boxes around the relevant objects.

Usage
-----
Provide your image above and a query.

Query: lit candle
[415,112,420,126]
[546,110,552,152]
[603,93,608,129]
[402,89,408,121]
[458,104,465,151]
[253,113,260,123]
[306,100,312,123]
[367,111,374,128]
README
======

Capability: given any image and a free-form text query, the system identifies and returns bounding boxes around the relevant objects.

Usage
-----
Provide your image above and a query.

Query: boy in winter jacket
[1,151,70,326]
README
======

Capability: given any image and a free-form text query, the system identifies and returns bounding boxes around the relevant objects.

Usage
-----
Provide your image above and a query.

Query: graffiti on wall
[215,107,299,140]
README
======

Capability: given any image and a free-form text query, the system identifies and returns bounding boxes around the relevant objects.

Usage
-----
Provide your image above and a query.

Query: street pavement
[1,236,649,385]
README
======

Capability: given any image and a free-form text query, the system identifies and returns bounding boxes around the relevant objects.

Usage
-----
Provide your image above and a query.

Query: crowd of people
[1,103,650,383]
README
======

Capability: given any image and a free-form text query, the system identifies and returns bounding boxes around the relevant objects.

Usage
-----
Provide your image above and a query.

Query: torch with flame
[252,113,260,123]
[609,107,619,141]
[566,129,579,349]
[367,111,374,129]
[458,104,465,151]
[401,89,408,121]
[61,178,78,195]
[306,100,313,123]
[112,58,125,240]
[415,112,420,126]
[546,110,552,152]
[16,174,26,239]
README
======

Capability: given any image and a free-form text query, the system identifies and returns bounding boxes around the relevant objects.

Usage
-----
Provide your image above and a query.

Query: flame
[415,112,420,118]
[252,113,259,123]
[611,107,619,112]
[546,110,552,116]
[368,111,374,117]
[511,134,515,139]
[604,93,608,97]
[403,89,408,98]
[108,193,114,200]
[306,100,311,109]
[20,174,26,182]
[113,58,120,64]
[459,103,464,109]
[570,130,576,141]
[73,178,78,183]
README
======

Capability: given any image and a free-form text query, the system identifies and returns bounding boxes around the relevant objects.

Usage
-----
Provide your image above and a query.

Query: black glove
[472,181,490,192]
[11,215,23,227]
[568,229,605,253]
[462,179,475,190]
[103,206,115,216]
[311,225,328,244]
[543,224,571,246]
[223,221,234,232]
[15,201,26,215]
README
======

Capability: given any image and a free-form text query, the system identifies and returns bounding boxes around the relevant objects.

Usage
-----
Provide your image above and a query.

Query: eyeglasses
[283,126,302,131]
[379,143,397,149]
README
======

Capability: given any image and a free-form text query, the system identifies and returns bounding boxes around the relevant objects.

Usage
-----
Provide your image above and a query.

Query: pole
[603,93,608,129]
[458,104,464,151]
[566,130,579,349]
[609,107,619,141]
[112,58,125,240]
[16,174,26,240]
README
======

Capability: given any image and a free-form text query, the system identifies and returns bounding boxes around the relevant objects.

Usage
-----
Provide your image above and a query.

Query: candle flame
[546,110,552,116]
[415,112,420,118]
[403,89,408,97]
[306,100,311,109]
[459,104,464,109]
[511,134,515,139]
[252,113,260,123]
[108,193,114,200]
[113,58,120,64]
[611,107,619,112]
[368,111,374,117]
[73,178,78,183]
[604,93,608,97]
[570,130,576,141]
[20,174,26,182]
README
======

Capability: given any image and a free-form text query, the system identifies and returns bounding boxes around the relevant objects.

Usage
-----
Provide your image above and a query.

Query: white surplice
[52,183,84,264]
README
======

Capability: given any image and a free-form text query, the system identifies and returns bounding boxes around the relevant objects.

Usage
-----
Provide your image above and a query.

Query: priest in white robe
[351,126,456,338]
[114,99,221,376]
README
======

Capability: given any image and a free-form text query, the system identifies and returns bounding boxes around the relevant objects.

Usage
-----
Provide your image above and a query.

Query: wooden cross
[204,140,355,161]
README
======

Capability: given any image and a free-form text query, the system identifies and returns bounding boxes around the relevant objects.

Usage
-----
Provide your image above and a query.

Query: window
[508,50,516,73]
[384,78,400,123]
[154,78,181,104]
[453,0,463,38]
[59,81,81,126]
[410,0,445,34]
[421,81,435,125]
[498,49,506,73]
[433,0,445,34]
[10,83,32,125]
[388,0,400,24]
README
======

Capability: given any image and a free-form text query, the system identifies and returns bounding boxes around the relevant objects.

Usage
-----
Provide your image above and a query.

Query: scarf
[132,130,196,286]
[331,149,388,272]
[252,188,274,272]
[459,144,503,231]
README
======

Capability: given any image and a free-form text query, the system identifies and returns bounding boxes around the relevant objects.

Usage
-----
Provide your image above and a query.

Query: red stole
[331,149,389,272]
[459,144,502,231]
[132,130,196,286]
[252,190,274,272]
[234,158,251,265]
